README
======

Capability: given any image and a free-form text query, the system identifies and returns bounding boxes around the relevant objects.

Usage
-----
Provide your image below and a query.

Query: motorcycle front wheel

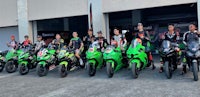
[87,62,96,77]
[131,63,139,79]
[192,60,198,81]
[5,61,17,73]
[106,62,114,78]
[19,64,29,75]
[36,64,48,77]
[164,61,172,79]
[58,65,68,78]
[0,62,5,72]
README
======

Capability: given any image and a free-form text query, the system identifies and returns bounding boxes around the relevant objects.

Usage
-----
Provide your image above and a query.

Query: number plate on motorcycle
[49,65,56,71]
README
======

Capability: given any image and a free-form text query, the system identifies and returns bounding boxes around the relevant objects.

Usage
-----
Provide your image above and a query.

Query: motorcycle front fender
[129,59,140,69]
[87,60,96,66]
[106,60,115,68]
[59,61,68,67]
[38,61,47,67]
[19,61,28,66]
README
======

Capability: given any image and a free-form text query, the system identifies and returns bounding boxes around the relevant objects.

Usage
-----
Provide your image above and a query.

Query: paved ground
[0,55,200,97]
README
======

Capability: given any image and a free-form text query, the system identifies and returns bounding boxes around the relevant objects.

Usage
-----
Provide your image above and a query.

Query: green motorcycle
[0,50,7,72]
[18,45,37,75]
[86,41,103,76]
[57,46,85,77]
[5,45,23,73]
[57,46,69,78]
[126,38,148,78]
[36,44,57,77]
[103,45,124,78]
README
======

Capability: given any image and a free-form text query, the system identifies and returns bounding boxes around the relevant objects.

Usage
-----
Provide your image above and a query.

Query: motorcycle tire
[106,62,114,78]
[19,64,29,75]
[36,64,48,77]
[192,61,198,81]
[5,61,17,73]
[58,65,68,78]
[164,61,172,79]
[87,62,96,76]
[0,62,5,72]
[131,63,139,78]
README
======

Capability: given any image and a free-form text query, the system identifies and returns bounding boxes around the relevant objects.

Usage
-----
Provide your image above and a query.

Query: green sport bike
[0,50,8,72]
[57,46,69,78]
[36,44,57,77]
[5,45,23,73]
[57,46,85,78]
[18,45,37,75]
[86,41,103,76]
[126,38,152,78]
[103,45,124,78]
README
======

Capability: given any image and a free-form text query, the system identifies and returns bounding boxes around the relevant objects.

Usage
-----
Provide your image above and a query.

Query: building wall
[102,0,197,13]
[28,0,88,21]
[0,0,18,27]
[0,27,19,51]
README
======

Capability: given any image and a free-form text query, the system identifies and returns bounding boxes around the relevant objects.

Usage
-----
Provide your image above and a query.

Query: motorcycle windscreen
[37,48,48,57]
[105,45,114,53]
[131,39,140,48]
[88,41,99,52]
[162,40,171,49]
[188,41,200,51]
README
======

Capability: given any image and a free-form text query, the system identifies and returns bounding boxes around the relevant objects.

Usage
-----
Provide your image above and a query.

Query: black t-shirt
[70,37,83,49]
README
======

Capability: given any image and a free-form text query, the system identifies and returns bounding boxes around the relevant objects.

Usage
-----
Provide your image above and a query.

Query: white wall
[28,0,88,20]
[0,27,19,51]
[102,0,197,13]
[0,0,18,27]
